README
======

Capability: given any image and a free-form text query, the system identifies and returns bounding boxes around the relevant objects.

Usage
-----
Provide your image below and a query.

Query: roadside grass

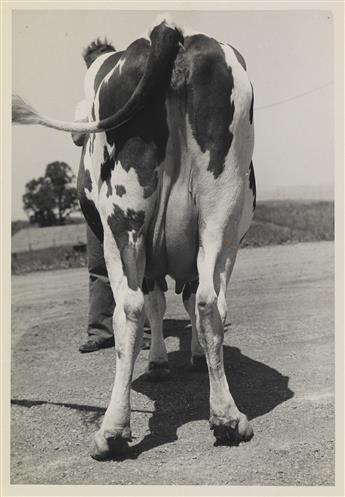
[12,200,334,274]
[11,246,87,274]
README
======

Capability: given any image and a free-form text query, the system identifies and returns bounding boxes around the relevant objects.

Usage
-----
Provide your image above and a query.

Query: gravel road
[11,241,335,485]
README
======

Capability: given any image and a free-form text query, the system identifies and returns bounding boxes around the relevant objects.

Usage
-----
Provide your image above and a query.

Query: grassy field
[11,200,334,274]
[11,245,87,274]
[241,200,334,247]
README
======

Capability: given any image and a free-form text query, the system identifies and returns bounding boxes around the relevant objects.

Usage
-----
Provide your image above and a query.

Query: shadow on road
[12,318,294,460]
[128,318,294,458]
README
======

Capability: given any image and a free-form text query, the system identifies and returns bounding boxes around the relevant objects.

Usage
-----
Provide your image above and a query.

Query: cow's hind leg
[183,36,254,444]
[182,281,207,371]
[196,233,253,446]
[183,263,233,373]
[144,283,170,381]
[91,226,146,460]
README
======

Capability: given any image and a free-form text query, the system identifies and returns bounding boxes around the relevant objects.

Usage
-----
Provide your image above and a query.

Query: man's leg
[80,225,150,352]
[79,226,115,352]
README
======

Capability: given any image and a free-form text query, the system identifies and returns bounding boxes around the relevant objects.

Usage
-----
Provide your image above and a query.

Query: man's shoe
[79,337,114,353]
[79,332,151,353]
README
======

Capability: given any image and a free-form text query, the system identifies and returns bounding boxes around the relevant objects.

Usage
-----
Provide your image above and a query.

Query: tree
[23,162,79,227]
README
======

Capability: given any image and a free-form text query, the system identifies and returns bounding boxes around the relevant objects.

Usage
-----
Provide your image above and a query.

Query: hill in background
[242,200,334,247]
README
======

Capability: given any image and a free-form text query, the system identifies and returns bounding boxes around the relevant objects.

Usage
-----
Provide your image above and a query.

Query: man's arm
[71,100,88,147]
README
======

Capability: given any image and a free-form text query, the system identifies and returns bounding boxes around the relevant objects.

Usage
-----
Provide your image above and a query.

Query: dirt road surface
[11,241,335,485]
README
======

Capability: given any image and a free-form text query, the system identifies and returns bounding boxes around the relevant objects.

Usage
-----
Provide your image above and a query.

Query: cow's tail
[12,95,43,126]
[12,20,183,134]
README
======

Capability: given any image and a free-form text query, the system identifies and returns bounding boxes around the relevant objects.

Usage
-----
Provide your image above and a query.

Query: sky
[12,9,334,220]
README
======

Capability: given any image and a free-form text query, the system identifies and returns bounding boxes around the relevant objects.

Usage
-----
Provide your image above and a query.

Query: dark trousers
[87,226,115,341]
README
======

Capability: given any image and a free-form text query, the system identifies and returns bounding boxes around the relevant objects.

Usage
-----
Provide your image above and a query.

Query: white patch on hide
[84,52,115,111]
[220,44,254,172]
[117,57,125,75]
[84,186,93,201]
[98,159,153,227]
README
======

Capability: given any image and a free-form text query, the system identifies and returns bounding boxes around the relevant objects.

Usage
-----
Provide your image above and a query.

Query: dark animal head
[82,38,116,68]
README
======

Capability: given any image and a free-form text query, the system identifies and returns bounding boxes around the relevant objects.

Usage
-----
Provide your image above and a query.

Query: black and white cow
[12,19,256,460]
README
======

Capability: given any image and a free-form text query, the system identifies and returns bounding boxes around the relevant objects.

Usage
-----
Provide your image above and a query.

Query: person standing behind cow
[72,40,150,353]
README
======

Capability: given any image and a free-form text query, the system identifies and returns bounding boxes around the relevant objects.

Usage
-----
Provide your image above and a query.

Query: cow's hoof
[90,428,131,461]
[144,361,171,382]
[191,355,208,372]
[210,412,253,446]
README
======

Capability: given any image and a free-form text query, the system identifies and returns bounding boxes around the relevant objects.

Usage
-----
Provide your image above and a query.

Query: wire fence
[254,81,333,111]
